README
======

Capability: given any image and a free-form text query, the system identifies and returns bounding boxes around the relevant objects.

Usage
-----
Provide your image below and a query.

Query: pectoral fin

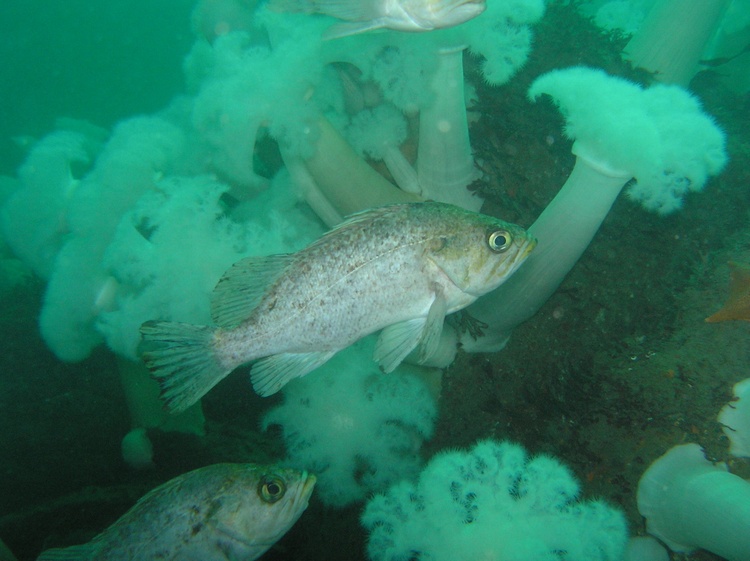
[375,286,447,372]
[375,317,426,373]
[419,285,447,363]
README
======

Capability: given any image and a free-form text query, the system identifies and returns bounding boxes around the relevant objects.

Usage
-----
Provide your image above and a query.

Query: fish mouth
[300,472,317,500]
[518,235,537,262]
[290,471,317,512]
[507,235,537,274]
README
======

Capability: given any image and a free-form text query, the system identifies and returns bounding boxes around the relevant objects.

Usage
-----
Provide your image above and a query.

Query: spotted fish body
[36,464,316,561]
[141,202,535,411]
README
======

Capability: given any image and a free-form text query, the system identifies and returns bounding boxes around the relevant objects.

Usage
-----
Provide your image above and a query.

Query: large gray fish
[36,463,315,561]
[141,202,535,411]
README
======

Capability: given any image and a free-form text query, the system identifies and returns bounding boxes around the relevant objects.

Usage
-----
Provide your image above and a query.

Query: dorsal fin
[212,205,402,328]
[210,254,291,328]
[304,204,399,251]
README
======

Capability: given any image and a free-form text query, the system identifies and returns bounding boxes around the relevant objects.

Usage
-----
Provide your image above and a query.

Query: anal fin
[251,350,337,396]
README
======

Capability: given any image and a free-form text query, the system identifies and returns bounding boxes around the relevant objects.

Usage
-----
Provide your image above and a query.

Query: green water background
[0,0,194,175]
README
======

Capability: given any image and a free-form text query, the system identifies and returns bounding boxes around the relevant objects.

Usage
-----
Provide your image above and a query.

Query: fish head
[423,204,536,300]
[401,0,486,30]
[208,464,316,553]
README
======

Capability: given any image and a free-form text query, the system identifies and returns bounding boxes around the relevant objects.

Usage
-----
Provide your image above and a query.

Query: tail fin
[140,320,230,413]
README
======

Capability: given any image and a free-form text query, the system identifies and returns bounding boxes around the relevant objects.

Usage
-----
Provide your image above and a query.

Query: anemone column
[637,444,750,561]
[292,117,419,227]
[417,46,481,211]
[461,144,631,352]
[623,0,731,86]
[455,66,726,354]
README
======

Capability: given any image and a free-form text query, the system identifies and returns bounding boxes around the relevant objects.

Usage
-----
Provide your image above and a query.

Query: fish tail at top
[140,320,230,413]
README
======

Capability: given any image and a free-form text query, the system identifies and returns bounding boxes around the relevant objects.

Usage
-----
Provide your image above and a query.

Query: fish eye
[259,476,286,503]
[487,230,512,253]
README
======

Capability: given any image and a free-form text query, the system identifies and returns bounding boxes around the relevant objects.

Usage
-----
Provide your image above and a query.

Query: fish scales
[141,202,535,411]
[36,464,315,561]
[226,205,448,351]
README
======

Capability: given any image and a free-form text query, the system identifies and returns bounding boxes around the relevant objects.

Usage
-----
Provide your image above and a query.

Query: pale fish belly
[53,501,267,561]
[92,532,262,561]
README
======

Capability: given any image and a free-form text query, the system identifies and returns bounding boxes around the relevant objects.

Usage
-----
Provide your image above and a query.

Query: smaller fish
[36,464,316,561]
[269,0,486,39]
[699,43,750,68]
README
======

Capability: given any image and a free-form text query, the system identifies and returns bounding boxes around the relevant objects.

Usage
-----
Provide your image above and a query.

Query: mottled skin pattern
[36,464,315,561]
[140,202,535,410]
[214,202,533,368]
